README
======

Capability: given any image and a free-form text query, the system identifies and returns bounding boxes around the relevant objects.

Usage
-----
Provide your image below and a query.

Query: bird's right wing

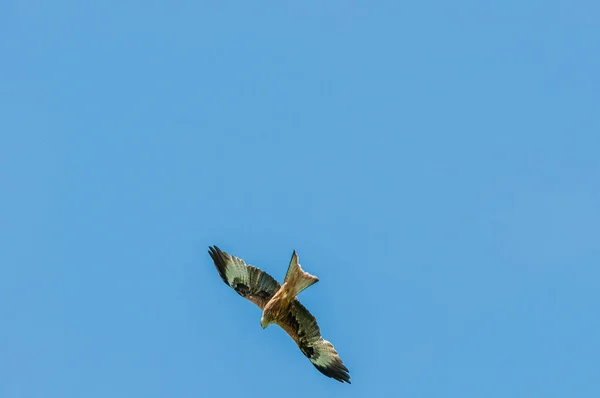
[208,245,281,310]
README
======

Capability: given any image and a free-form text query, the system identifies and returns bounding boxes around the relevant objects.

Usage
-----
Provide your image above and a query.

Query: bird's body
[208,245,350,383]
[262,285,291,324]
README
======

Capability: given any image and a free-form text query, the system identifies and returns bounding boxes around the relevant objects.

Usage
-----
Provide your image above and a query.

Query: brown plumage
[208,245,350,383]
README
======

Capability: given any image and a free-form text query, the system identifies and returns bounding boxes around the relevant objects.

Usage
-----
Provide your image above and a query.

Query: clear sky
[1,1,599,397]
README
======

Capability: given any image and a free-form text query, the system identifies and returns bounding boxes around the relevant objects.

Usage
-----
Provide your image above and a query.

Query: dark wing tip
[208,245,229,285]
[314,362,351,383]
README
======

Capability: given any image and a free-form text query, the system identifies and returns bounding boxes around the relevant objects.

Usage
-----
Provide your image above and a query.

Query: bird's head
[260,304,277,329]
[260,314,270,329]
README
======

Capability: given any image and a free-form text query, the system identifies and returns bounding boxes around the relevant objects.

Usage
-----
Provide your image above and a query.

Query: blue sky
[1,1,599,397]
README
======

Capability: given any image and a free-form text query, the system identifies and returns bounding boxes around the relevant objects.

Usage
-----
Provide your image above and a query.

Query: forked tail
[283,250,319,297]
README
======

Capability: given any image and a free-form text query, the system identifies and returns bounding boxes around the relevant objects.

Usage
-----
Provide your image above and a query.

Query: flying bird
[208,245,350,383]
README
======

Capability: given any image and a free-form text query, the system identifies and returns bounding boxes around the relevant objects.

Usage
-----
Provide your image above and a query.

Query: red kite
[208,246,350,383]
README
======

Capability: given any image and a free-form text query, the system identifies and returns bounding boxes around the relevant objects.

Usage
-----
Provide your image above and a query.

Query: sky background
[1,1,599,397]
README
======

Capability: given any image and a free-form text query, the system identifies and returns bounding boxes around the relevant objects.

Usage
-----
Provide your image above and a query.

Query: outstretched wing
[278,300,350,383]
[208,245,281,309]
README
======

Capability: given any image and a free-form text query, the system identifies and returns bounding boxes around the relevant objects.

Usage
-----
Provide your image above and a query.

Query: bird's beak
[260,317,267,329]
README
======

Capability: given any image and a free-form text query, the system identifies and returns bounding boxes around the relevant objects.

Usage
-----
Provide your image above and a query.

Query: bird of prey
[208,245,350,383]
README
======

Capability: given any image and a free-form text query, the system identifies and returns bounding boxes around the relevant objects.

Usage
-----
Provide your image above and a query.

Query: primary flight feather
[208,245,350,383]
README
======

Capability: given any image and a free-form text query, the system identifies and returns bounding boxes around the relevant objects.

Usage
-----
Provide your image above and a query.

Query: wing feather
[278,300,350,383]
[208,245,281,309]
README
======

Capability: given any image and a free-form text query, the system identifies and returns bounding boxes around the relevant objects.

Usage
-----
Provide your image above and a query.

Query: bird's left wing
[208,245,281,309]
[278,300,351,383]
